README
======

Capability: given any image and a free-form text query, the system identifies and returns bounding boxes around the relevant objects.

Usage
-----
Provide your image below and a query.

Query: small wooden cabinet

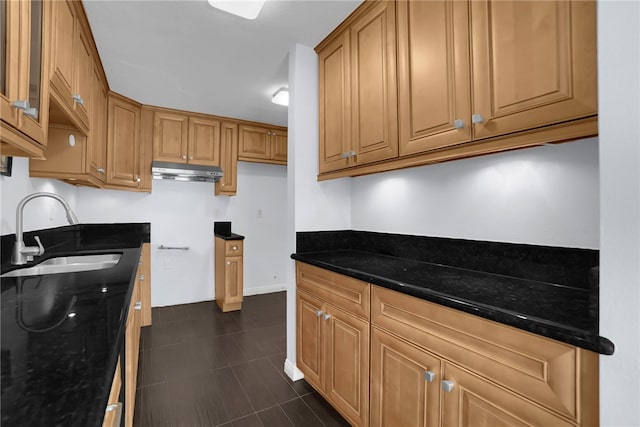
[106,92,145,190]
[238,124,287,165]
[152,109,221,167]
[215,122,239,196]
[215,237,244,312]
[296,262,370,427]
[0,0,51,158]
[318,0,397,173]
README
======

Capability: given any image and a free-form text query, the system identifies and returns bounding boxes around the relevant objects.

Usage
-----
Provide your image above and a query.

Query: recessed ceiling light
[207,0,265,20]
[272,87,289,107]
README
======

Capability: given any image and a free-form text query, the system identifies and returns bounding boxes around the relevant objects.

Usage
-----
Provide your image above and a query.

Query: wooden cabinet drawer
[371,285,588,421]
[296,262,370,320]
[225,240,243,256]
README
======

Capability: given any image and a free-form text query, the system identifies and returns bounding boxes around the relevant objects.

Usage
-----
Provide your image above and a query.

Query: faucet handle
[33,236,45,256]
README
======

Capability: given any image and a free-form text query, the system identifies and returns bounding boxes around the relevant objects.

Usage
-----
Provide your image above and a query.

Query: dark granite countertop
[214,232,245,241]
[292,231,614,356]
[1,223,150,427]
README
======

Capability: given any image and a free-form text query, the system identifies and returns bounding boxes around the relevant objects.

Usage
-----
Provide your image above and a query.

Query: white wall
[352,138,599,249]
[285,43,353,379]
[598,1,640,425]
[0,157,79,235]
[1,159,288,307]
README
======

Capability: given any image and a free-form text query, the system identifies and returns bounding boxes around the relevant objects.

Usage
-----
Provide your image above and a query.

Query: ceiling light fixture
[207,0,265,20]
[272,87,289,107]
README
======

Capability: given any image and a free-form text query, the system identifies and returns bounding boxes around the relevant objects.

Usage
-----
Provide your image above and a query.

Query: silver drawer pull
[105,402,123,425]
[315,310,323,317]
[159,245,190,251]
[424,371,436,383]
[323,313,331,320]
[232,246,238,250]
[442,380,455,393]
[135,302,142,310]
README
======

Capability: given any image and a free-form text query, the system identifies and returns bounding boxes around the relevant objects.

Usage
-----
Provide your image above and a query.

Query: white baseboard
[284,358,305,381]
[244,283,287,296]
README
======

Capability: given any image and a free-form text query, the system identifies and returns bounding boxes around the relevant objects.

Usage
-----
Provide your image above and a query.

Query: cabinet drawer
[225,240,243,256]
[296,262,370,320]
[371,286,586,421]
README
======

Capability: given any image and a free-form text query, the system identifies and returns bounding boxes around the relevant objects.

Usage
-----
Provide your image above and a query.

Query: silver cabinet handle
[442,380,455,393]
[348,150,356,157]
[340,152,349,159]
[189,156,193,160]
[97,168,105,174]
[315,310,323,317]
[72,94,84,105]
[231,246,238,250]
[453,119,464,129]
[424,371,436,383]
[139,274,144,281]
[227,261,231,265]
[12,100,37,118]
[471,114,484,124]
[135,177,141,183]
[135,302,142,310]
[105,402,123,426]
[323,313,331,320]
[182,155,187,160]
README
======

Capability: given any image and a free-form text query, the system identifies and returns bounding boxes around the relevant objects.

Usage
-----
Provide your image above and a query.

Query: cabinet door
[350,0,398,166]
[50,0,76,110]
[215,122,238,195]
[224,256,243,306]
[188,116,220,166]
[73,27,92,128]
[324,304,369,427]
[470,0,597,140]
[318,30,350,173]
[442,363,574,427]
[139,243,152,327]
[270,129,287,163]
[1,0,49,147]
[107,94,141,188]
[153,111,188,163]
[296,290,324,391]
[89,65,107,181]
[238,124,270,160]
[370,327,441,427]
[397,0,471,155]
[125,274,141,427]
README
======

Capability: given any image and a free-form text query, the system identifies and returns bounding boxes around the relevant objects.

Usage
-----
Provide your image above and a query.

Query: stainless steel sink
[1,254,122,278]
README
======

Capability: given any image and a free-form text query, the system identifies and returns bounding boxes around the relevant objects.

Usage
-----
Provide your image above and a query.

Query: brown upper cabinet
[318,1,397,173]
[105,92,147,190]
[238,124,287,165]
[215,122,239,196]
[0,0,51,157]
[152,109,221,167]
[49,0,92,132]
[318,0,598,179]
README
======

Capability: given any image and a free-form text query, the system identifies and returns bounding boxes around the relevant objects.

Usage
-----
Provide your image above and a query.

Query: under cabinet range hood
[151,161,223,183]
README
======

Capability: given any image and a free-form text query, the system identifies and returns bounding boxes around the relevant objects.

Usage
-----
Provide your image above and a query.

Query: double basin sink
[1,253,122,278]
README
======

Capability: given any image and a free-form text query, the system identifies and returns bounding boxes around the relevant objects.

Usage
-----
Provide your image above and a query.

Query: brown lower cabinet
[296,263,370,427]
[295,261,599,427]
[215,237,244,312]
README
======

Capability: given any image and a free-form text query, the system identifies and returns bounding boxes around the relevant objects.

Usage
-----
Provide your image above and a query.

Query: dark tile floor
[134,292,350,427]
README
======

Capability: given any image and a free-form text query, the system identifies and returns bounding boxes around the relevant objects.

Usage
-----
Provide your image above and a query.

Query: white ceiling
[83,0,363,127]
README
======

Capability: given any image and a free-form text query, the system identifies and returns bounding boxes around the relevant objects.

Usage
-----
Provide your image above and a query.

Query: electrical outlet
[257,209,263,218]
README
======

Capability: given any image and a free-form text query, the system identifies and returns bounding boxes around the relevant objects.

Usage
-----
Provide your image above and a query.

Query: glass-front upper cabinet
[0,0,49,153]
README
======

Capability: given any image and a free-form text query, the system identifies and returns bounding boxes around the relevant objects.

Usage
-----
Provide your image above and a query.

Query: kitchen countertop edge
[291,252,614,356]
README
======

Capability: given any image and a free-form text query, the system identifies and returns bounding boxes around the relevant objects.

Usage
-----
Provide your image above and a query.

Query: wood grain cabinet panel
[470,0,597,140]
[238,124,287,165]
[371,327,441,427]
[317,0,397,173]
[441,363,574,427]
[215,122,239,195]
[215,237,244,312]
[295,262,369,427]
[350,0,397,165]
[1,0,51,157]
[106,93,142,189]
[188,116,220,166]
[153,111,188,162]
[125,264,142,427]
[318,30,351,173]
[397,0,471,155]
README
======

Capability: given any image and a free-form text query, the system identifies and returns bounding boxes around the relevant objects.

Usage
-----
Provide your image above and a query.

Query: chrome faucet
[12,192,79,265]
